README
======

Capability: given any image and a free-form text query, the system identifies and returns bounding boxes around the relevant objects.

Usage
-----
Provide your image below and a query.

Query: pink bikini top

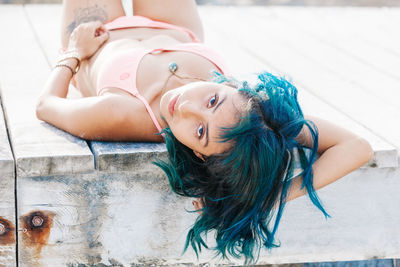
[105,15,202,43]
[98,16,231,133]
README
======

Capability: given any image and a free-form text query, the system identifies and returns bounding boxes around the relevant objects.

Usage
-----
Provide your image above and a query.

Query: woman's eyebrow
[204,122,209,147]
[212,94,226,113]
[204,95,227,147]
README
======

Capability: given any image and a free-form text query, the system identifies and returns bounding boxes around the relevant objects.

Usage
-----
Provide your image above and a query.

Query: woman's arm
[37,93,131,140]
[192,116,373,211]
[37,21,109,100]
[36,21,144,141]
[286,116,374,202]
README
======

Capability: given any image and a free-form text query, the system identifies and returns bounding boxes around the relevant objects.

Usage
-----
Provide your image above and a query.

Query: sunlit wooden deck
[0,4,399,267]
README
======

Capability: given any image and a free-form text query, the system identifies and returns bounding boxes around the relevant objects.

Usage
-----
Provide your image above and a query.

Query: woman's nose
[177,100,201,118]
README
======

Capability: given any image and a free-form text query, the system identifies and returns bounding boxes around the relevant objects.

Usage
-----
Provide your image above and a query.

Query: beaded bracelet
[54,63,75,76]
[57,50,81,73]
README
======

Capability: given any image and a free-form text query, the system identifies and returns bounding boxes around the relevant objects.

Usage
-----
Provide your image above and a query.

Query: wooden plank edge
[0,88,15,177]
[16,154,94,178]
[89,141,167,172]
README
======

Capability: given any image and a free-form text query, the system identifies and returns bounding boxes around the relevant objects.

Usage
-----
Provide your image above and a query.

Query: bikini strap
[135,94,163,133]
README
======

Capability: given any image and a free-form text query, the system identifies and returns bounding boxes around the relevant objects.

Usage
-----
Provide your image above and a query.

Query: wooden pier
[0,4,399,267]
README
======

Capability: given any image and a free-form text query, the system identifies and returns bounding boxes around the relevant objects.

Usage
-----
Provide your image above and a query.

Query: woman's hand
[67,21,109,60]
[287,116,373,202]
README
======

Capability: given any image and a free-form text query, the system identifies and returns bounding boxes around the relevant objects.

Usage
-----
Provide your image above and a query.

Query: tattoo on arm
[66,5,109,35]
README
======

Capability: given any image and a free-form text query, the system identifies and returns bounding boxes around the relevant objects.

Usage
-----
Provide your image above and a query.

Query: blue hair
[154,71,328,264]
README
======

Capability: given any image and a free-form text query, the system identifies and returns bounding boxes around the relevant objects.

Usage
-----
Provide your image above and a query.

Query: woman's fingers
[95,26,109,44]
[94,25,107,36]
[67,20,109,59]
[89,22,109,44]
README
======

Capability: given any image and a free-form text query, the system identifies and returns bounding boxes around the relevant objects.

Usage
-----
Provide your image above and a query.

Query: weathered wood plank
[200,7,398,168]
[17,174,97,266]
[252,7,400,109]
[0,5,94,178]
[90,141,167,173]
[201,6,400,156]
[17,167,400,265]
[264,166,400,264]
[0,100,14,186]
[303,258,396,267]
[16,173,203,266]
[263,7,400,79]
[0,99,16,266]
[0,4,92,266]
[24,4,62,67]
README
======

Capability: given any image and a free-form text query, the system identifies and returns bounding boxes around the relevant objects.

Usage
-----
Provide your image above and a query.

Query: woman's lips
[169,94,179,117]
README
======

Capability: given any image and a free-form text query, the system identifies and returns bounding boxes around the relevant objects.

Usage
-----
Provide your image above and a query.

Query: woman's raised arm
[287,116,374,202]
[192,116,373,211]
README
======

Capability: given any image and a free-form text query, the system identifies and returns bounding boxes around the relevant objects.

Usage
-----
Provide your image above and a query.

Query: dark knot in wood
[0,217,15,245]
[20,210,54,254]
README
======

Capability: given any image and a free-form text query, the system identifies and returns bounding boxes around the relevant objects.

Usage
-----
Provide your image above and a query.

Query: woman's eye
[208,94,218,108]
[197,124,204,139]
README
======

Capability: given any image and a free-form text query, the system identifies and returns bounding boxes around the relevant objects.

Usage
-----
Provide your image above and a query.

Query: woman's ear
[192,198,204,214]
[193,150,205,162]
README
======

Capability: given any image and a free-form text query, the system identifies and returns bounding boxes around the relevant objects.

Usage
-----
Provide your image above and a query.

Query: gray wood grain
[251,7,400,111]
[0,96,14,178]
[0,5,94,178]
[90,141,167,173]
[0,93,16,267]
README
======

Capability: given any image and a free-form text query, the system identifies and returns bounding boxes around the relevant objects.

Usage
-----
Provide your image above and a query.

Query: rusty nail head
[0,222,5,235]
[32,215,44,227]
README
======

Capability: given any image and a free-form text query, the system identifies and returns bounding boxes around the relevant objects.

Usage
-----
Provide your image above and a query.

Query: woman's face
[160,82,246,158]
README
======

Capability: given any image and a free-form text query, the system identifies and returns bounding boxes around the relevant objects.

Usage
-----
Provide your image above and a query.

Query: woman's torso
[72,19,226,141]
[75,27,221,100]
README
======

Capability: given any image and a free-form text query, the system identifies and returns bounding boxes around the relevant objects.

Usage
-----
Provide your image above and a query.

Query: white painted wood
[262,7,400,78]
[0,4,93,266]
[0,100,16,266]
[24,4,62,67]
[200,7,398,168]
[260,166,400,264]
[253,7,400,108]
[0,5,94,178]
[19,167,400,266]
[17,174,97,267]
[201,6,400,155]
